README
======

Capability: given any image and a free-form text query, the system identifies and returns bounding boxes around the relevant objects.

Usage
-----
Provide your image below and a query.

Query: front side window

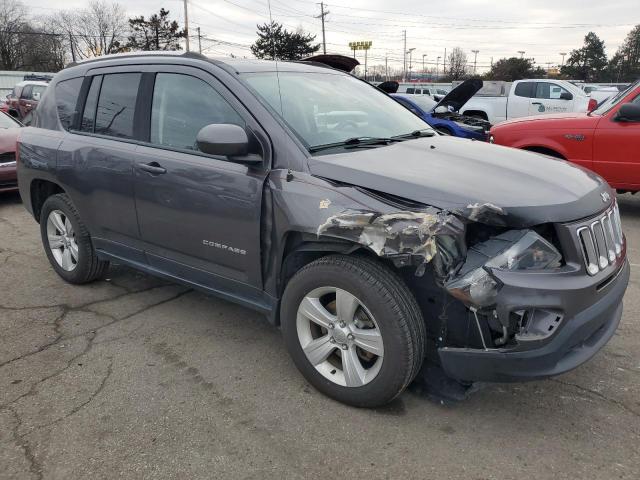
[95,73,141,138]
[150,73,244,151]
[242,72,430,150]
[0,112,21,128]
[55,77,83,130]
[535,82,569,100]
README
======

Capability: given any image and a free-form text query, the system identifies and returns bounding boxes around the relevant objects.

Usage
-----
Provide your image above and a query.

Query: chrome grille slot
[576,203,624,276]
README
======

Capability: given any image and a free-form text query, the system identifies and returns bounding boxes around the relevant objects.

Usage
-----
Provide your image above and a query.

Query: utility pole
[385,56,388,81]
[316,2,329,55]
[402,30,407,82]
[69,33,76,62]
[559,52,567,68]
[518,50,525,58]
[436,56,441,80]
[197,26,202,54]
[183,0,190,52]
[471,49,479,74]
[422,54,426,77]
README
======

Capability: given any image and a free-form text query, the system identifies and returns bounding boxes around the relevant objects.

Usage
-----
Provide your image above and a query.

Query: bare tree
[52,0,127,59]
[0,0,29,69]
[447,47,468,80]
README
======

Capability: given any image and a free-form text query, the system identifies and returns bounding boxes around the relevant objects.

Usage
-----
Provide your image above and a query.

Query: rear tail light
[588,98,598,112]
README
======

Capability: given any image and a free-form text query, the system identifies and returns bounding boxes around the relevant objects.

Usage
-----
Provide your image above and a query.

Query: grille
[0,152,15,164]
[576,203,624,276]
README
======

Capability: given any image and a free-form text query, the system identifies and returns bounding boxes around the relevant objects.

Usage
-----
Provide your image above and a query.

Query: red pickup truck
[490,81,640,192]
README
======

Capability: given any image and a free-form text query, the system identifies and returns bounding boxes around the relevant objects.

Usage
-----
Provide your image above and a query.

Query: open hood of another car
[434,78,483,112]
[300,54,359,73]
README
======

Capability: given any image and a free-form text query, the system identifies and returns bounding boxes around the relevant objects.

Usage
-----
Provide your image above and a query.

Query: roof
[68,51,341,75]
[15,80,48,87]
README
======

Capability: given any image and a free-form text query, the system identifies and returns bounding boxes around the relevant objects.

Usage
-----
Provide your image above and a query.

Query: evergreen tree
[560,32,608,81]
[484,57,546,81]
[251,21,319,60]
[607,25,640,82]
[123,8,185,51]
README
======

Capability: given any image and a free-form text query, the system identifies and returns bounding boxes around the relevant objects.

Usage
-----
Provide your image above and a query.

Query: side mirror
[616,103,640,122]
[196,124,261,164]
[560,92,573,101]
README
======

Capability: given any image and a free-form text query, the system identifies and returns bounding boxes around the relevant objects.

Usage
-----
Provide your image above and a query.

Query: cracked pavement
[1,191,639,480]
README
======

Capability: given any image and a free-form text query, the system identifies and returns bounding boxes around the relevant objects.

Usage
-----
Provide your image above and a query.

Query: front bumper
[439,258,629,383]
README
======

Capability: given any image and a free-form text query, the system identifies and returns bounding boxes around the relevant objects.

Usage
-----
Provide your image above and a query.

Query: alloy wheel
[46,209,78,271]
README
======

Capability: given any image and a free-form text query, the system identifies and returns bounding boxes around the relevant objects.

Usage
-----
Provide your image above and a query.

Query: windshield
[592,80,640,115]
[0,112,20,128]
[242,71,432,151]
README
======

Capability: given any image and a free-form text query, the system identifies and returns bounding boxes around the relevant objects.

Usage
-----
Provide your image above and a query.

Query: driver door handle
[531,102,542,105]
[138,161,167,175]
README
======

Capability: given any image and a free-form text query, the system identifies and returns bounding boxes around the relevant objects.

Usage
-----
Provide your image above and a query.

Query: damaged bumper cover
[439,258,629,383]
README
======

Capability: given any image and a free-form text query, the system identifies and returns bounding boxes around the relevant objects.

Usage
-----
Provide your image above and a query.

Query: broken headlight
[445,230,562,308]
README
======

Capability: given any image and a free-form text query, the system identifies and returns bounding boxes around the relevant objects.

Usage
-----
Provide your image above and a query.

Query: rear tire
[40,193,109,284]
[281,254,425,407]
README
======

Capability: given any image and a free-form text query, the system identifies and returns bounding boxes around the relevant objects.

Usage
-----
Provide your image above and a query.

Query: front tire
[281,255,425,407]
[40,193,109,284]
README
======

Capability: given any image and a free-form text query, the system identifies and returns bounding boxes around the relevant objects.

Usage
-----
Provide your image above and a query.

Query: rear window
[514,82,534,98]
[94,73,141,139]
[55,77,83,130]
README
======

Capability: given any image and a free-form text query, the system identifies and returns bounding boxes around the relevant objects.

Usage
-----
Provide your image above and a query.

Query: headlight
[445,230,562,308]
[488,135,495,143]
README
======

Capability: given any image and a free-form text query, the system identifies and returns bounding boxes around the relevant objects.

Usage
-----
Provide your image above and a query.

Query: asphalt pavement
[1,190,639,479]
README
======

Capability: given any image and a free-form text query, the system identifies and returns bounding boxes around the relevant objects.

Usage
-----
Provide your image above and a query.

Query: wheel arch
[521,145,567,160]
[30,178,65,222]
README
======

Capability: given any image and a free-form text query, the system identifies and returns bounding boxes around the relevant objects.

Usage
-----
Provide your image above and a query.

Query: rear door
[132,66,270,299]
[508,81,534,119]
[18,85,33,118]
[529,82,574,116]
[57,71,144,261]
[592,93,640,187]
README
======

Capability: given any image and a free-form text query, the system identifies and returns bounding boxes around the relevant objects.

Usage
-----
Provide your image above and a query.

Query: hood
[492,112,598,131]
[435,78,483,112]
[0,127,20,153]
[307,136,610,227]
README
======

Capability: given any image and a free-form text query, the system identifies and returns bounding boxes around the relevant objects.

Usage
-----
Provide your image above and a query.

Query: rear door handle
[138,161,166,175]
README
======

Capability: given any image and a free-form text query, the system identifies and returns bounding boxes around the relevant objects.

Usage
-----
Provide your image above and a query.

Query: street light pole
[422,54,426,78]
[436,56,441,80]
[559,52,567,68]
[471,49,479,74]
[407,48,415,81]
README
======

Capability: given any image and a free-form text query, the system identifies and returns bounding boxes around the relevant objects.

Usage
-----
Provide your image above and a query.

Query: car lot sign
[349,41,372,51]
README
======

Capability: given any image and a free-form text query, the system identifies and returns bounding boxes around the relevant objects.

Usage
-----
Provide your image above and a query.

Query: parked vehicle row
[0,111,22,192]
[16,52,629,408]
[491,80,640,192]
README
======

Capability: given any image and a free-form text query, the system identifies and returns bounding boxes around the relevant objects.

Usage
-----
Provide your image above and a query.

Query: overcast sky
[29,0,639,72]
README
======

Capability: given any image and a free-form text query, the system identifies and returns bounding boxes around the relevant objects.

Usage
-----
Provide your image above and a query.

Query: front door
[592,93,640,188]
[528,82,574,116]
[133,69,269,299]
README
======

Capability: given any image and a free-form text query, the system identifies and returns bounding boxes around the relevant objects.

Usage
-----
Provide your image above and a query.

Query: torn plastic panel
[463,202,507,226]
[317,208,466,280]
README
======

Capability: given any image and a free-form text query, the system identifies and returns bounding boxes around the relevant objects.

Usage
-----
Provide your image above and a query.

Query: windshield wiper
[393,129,436,139]
[309,136,402,153]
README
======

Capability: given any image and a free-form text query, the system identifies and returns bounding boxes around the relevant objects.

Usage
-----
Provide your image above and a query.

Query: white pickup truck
[456,79,595,124]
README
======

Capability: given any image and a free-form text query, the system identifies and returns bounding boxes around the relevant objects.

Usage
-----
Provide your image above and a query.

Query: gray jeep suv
[18,52,629,407]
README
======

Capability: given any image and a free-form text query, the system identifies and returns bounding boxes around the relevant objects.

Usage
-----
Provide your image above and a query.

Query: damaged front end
[314,194,628,384]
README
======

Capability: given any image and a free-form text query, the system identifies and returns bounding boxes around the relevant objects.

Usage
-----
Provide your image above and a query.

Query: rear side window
[21,85,32,99]
[55,77,83,130]
[514,82,534,98]
[95,73,141,138]
[80,76,102,132]
[406,88,415,94]
[150,73,243,152]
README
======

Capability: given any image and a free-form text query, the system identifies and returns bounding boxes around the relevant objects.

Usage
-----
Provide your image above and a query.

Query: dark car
[18,52,629,407]
[391,79,491,139]
[0,111,22,192]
